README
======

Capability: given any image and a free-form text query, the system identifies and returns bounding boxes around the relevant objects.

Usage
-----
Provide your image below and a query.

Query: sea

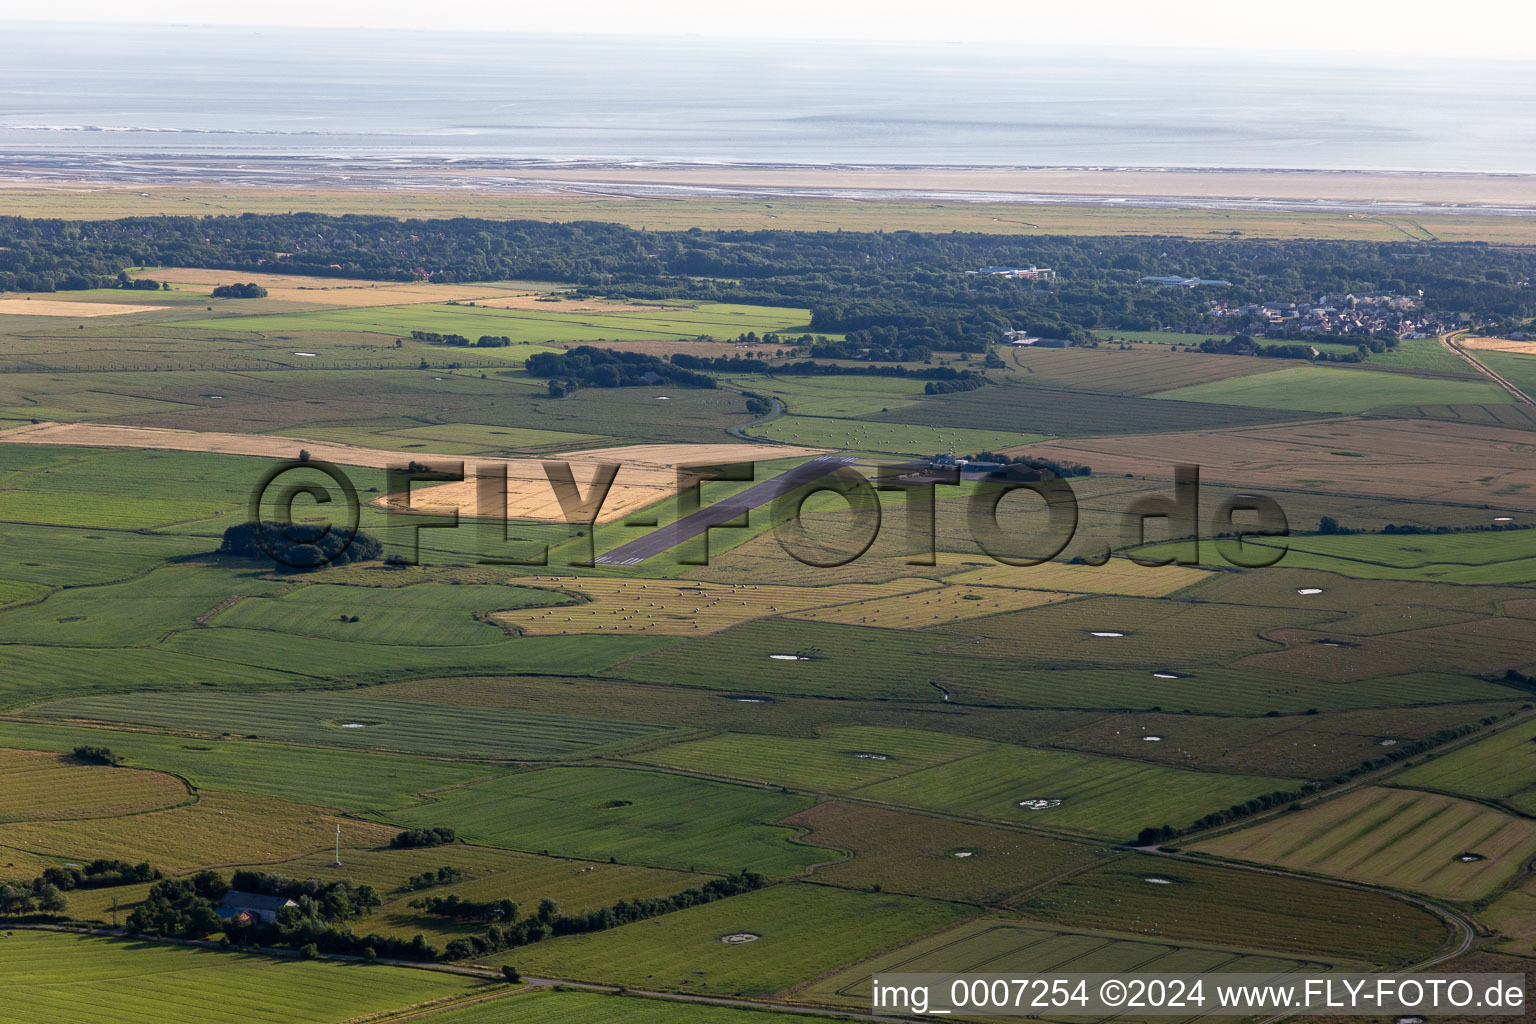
[1,23,1534,173]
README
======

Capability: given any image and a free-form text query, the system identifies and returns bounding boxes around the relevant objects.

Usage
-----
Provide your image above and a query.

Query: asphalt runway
[593,454,858,566]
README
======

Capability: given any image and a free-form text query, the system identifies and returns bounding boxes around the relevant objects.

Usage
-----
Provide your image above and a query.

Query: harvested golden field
[404,442,824,523]
[134,267,542,307]
[0,748,189,823]
[1013,418,1536,508]
[0,422,820,524]
[0,298,168,317]
[785,582,1078,628]
[1462,337,1536,355]
[943,556,1210,596]
[0,791,397,872]
[1239,616,1536,682]
[495,576,931,635]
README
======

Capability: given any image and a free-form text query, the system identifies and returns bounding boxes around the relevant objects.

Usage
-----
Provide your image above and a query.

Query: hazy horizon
[1,24,1533,174]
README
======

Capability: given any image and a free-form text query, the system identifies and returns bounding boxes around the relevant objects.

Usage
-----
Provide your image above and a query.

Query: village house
[216,891,298,924]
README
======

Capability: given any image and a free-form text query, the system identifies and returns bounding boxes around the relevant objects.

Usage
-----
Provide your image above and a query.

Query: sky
[10,0,1536,60]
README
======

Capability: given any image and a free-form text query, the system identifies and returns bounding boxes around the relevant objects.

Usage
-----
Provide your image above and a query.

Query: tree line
[2,213,1531,352]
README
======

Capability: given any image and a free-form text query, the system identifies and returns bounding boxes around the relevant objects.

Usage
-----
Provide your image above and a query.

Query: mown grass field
[210,581,572,645]
[929,594,1334,668]
[1150,364,1510,413]
[1243,530,1536,585]
[608,616,1514,713]
[802,915,1327,1010]
[1194,787,1536,901]
[869,381,1310,435]
[631,726,993,792]
[0,565,285,647]
[1482,873,1536,955]
[1019,855,1447,965]
[417,989,837,1024]
[749,413,1033,454]
[1,791,399,872]
[783,802,1107,904]
[31,690,679,760]
[384,766,828,875]
[501,882,975,997]
[0,747,188,823]
[0,719,489,814]
[1046,703,1525,778]
[855,744,1298,840]
[0,932,483,1024]
[1003,344,1279,395]
[1395,717,1536,814]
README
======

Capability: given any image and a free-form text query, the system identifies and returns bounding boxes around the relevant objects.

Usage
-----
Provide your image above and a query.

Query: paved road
[1443,330,1536,406]
[594,454,858,566]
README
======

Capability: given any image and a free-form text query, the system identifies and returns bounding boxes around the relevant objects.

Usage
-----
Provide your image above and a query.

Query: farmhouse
[216,891,298,924]
[1001,330,1043,345]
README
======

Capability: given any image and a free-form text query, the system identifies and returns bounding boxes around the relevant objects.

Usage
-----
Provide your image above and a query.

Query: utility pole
[332,824,342,868]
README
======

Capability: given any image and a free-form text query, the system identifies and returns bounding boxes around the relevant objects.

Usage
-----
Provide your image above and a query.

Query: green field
[0,932,482,1024]
[0,720,491,812]
[419,989,837,1023]
[1194,787,1536,901]
[870,381,1310,435]
[1020,855,1447,965]
[385,766,829,875]
[855,744,1298,839]
[802,914,1327,1010]
[785,801,1107,904]
[749,412,1035,454]
[167,301,817,344]
[209,581,573,645]
[632,726,1297,840]
[1242,530,1536,585]
[0,565,285,647]
[29,690,680,760]
[1150,364,1510,413]
[1395,718,1536,814]
[1478,350,1536,395]
[502,882,974,996]
[631,726,993,791]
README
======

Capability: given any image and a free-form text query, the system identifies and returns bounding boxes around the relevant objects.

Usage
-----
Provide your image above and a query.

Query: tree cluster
[210,282,268,298]
[525,347,714,390]
[389,827,457,849]
[409,331,512,347]
[42,859,160,891]
[217,522,382,573]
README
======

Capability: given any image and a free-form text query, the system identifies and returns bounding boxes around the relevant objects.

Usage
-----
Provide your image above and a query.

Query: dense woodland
[1,214,1532,351]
